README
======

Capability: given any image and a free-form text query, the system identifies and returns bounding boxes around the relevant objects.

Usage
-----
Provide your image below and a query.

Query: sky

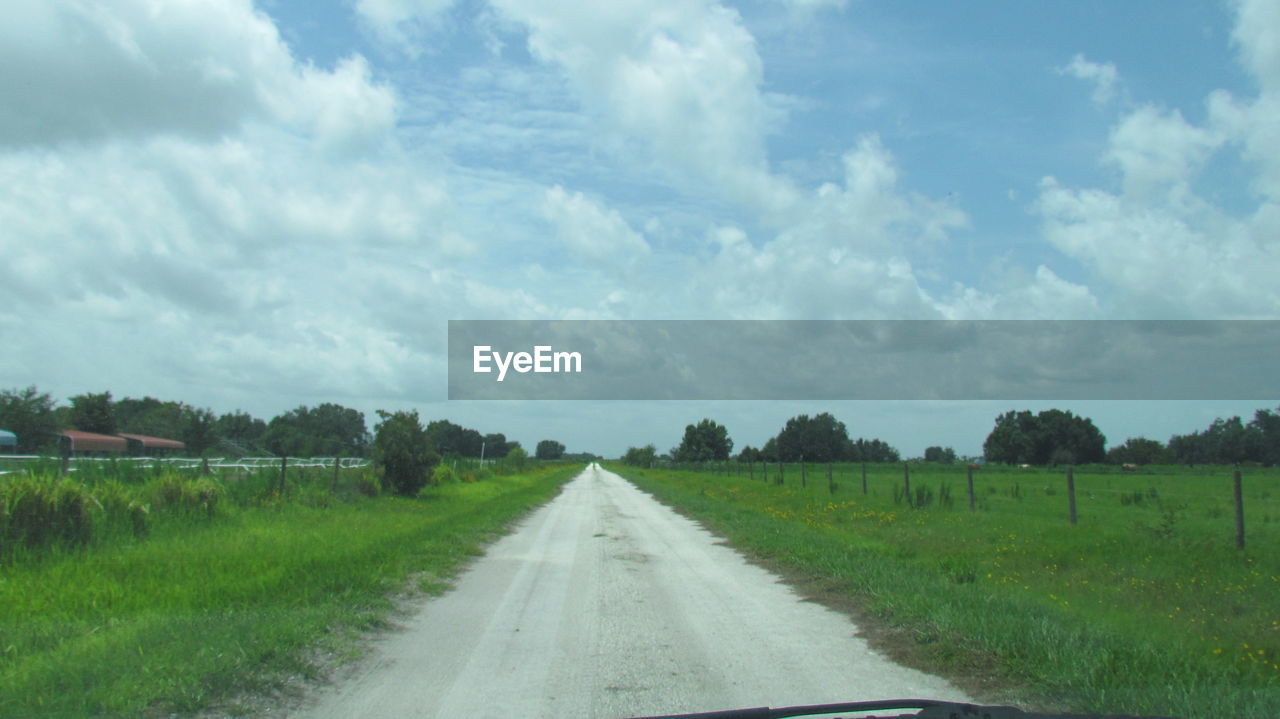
[2,0,1279,458]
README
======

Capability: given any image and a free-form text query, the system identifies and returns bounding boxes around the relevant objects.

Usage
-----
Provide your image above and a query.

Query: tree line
[622,413,902,467]
[0,385,571,463]
[619,404,1280,469]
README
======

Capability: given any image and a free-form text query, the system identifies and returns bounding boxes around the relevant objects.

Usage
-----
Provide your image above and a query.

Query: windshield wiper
[623,699,1178,719]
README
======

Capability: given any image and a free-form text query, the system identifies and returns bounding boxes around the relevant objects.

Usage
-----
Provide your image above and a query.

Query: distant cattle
[1121,463,1138,472]
[1019,463,1031,469]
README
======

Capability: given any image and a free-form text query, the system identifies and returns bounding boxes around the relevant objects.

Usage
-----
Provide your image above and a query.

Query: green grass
[0,463,579,718]
[609,462,1280,719]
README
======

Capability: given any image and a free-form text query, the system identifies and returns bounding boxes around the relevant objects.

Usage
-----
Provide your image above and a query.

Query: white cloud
[1027,0,1280,318]
[1059,53,1121,106]
[942,265,1100,320]
[0,0,397,155]
[354,0,457,57]
[1104,106,1222,202]
[1233,0,1280,94]
[690,135,969,320]
[543,187,651,267]
[489,0,799,214]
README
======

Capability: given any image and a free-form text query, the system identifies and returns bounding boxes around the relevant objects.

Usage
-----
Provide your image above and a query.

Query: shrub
[0,476,95,555]
[432,464,455,485]
[374,410,440,497]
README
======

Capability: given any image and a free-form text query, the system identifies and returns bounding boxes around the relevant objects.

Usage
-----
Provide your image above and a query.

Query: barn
[59,430,127,456]
[118,433,186,457]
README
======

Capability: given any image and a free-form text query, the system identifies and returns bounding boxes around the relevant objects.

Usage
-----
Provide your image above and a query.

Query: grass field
[0,461,580,718]
[609,461,1280,719]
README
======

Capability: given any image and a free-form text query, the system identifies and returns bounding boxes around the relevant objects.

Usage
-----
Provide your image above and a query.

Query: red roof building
[60,430,127,455]
[118,433,186,456]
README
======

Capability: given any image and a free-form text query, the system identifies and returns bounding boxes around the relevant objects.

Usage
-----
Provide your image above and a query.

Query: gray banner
[447,320,1280,400]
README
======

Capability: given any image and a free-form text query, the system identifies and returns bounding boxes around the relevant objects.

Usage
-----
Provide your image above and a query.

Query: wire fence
[656,459,1280,550]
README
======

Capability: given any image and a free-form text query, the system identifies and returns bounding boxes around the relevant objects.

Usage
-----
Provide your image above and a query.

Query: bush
[432,464,455,485]
[146,475,221,519]
[373,410,439,496]
[0,476,95,554]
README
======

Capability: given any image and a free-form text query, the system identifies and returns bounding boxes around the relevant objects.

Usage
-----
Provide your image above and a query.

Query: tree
[263,403,369,457]
[1249,407,1280,466]
[0,386,59,453]
[181,406,218,456]
[483,433,512,459]
[536,440,565,460]
[373,409,438,496]
[924,446,957,464]
[506,445,528,471]
[674,418,733,462]
[623,444,656,467]
[214,410,267,452]
[1106,437,1169,466]
[115,396,180,436]
[847,437,900,462]
[68,391,116,435]
[772,413,848,462]
[983,410,1036,465]
[982,409,1105,465]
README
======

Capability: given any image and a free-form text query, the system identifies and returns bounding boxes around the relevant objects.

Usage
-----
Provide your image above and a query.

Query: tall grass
[611,463,1280,719]
[0,463,580,717]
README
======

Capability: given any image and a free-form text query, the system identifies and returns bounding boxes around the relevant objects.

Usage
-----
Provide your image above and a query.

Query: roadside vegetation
[609,460,1279,719]
[0,456,580,718]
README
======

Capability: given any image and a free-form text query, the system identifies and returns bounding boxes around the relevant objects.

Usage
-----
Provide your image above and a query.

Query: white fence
[0,455,369,476]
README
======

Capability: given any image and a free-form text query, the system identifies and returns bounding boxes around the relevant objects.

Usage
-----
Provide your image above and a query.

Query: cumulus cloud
[0,0,397,154]
[1029,0,1280,318]
[1059,53,1121,106]
[489,0,798,214]
[1104,106,1222,202]
[689,134,969,320]
[543,187,651,267]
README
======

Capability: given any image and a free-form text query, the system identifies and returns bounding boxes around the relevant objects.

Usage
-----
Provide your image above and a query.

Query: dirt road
[289,464,972,719]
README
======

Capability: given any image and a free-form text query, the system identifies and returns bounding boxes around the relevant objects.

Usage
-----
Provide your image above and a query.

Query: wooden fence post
[827,462,834,495]
[1067,466,1077,525]
[59,429,71,475]
[967,464,975,511]
[279,455,288,495]
[800,457,807,488]
[331,456,341,493]
[777,460,783,486]
[1234,469,1245,550]
[862,461,868,494]
[750,461,755,482]
[903,462,911,508]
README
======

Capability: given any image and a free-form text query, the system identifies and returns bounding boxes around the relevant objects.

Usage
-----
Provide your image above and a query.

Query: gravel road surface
[289,464,972,719]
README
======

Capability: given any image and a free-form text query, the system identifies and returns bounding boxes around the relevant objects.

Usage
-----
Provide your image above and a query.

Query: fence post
[1234,469,1245,550]
[331,455,341,493]
[750,460,755,482]
[862,461,868,494]
[903,462,912,508]
[777,460,783,486]
[279,455,288,495]
[967,464,975,511]
[800,457,806,488]
[1067,466,1077,525]
[827,462,834,495]
[201,456,211,476]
